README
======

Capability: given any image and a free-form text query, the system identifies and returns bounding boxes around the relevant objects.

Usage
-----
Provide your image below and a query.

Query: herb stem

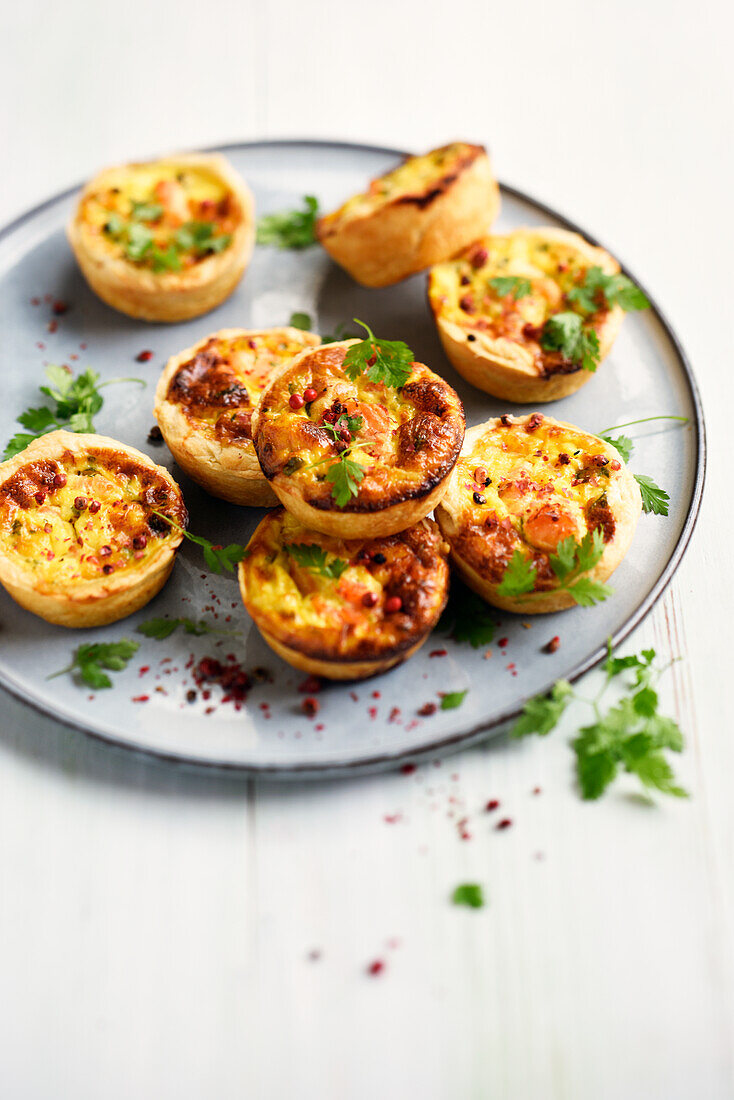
[598,415,688,434]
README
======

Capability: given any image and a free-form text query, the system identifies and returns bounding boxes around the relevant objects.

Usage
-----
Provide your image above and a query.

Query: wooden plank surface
[0,0,732,1096]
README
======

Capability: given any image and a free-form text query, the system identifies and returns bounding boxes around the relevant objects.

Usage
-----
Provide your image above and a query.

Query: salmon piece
[523,504,579,553]
[153,179,190,226]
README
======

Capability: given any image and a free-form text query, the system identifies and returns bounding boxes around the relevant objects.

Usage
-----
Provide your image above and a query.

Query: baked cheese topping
[0,448,186,586]
[428,232,611,376]
[78,160,239,272]
[319,143,483,230]
[165,329,319,445]
[241,508,449,660]
[450,414,621,586]
[255,344,464,512]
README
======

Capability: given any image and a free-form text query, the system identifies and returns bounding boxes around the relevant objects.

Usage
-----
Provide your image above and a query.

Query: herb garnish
[489,276,532,300]
[452,884,485,909]
[342,319,414,389]
[497,531,612,607]
[256,195,319,249]
[512,642,688,801]
[441,689,468,710]
[284,543,348,579]
[540,312,600,372]
[3,365,144,460]
[633,475,670,516]
[105,215,231,269]
[567,266,650,314]
[49,639,139,689]
[289,311,312,331]
[148,510,246,574]
[137,617,238,639]
[438,581,496,647]
[597,416,687,517]
[325,450,366,508]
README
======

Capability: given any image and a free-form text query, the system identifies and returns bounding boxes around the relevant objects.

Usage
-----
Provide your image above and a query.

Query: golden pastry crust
[317,143,500,287]
[435,413,641,614]
[154,326,321,506]
[238,507,450,679]
[252,341,465,539]
[0,431,187,627]
[67,153,255,322]
[428,228,625,402]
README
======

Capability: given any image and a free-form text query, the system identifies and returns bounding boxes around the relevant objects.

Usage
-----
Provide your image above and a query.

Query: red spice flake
[350,691,358,702]
[533,786,542,795]
[70,353,78,360]
[368,706,378,720]
[36,342,45,350]
[136,349,154,362]
[138,666,150,676]
[52,300,68,315]
[388,706,401,723]
[302,697,320,718]
[400,763,416,776]
[372,690,381,699]
[383,813,402,824]
[194,656,250,702]
[79,342,87,350]
[485,799,500,812]
[418,702,437,716]
[496,818,513,830]
[367,959,385,976]
[30,297,41,306]
[457,818,472,840]
[315,723,324,732]
[546,635,561,653]
[429,649,447,658]
[307,949,322,962]
[132,694,150,703]
[47,319,58,334]
[498,637,508,648]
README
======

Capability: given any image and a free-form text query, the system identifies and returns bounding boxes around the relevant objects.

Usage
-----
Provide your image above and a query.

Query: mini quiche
[0,431,187,627]
[435,413,641,614]
[154,326,321,506]
[67,153,254,322]
[317,143,500,287]
[428,228,626,402]
[239,507,449,679]
[252,341,465,539]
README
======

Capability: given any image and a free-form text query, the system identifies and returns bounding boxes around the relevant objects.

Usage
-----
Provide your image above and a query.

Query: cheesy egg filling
[255,344,464,512]
[0,449,186,587]
[240,509,449,660]
[78,160,238,273]
[165,329,319,446]
[429,233,610,376]
[448,415,622,588]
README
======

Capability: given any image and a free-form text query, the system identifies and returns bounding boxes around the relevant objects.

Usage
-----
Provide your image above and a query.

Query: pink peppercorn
[385,596,402,613]
[303,387,317,402]
[289,393,305,410]
[89,501,101,514]
[362,591,378,608]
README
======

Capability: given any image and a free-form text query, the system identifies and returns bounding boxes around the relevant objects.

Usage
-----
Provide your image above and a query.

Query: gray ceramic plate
[0,140,704,776]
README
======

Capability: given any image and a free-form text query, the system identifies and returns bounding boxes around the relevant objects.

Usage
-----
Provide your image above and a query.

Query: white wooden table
[1,2,732,1096]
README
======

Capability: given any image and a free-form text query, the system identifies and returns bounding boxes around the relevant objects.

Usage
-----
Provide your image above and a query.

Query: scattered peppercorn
[384,596,402,613]
[302,697,320,718]
[186,690,197,703]
[136,350,154,362]
[558,453,570,465]
[418,702,437,716]
[367,960,385,977]
[74,496,86,510]
[289,393,305,410]
[89,501,101,514]
[298,675,323,694]
[303,387,317,402]
[362,591,379,608]
[473,492,486,505]
[500,415,512,427]
[34,491,45,505]
[471,246,488,268]
[496,818,513,830]
[467,333,476,342]
[485,799,500,812]
[52,300,68,315]
[147,425,163,444]
[372,552,386,565]
[102,564,114,575]
[546,635,561,653]
[132,535,147,550]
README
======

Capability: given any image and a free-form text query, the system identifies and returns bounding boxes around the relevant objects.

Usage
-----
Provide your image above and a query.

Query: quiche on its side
[154,326,321,506]
[0,431,187,627]
[435,413,641,614]
[67,153,254,322]
[317,143,500,287]
[252,341,465,539]
[428,228,626,402]
[239,507,450,679]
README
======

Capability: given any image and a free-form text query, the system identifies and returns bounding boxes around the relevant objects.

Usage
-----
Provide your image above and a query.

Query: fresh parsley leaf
[567,266,650,314]
[103,212,126,237]
[325,451,366,508]
[136,617,229,639]
[150,244,182,273]
[319,413,364,443]
[599,433,634,463]
[437,581,496,648]
[511,679,572,738]
[489,276,532,300]
[565,576,613,607]
[130,201,163,222]
[284,543,348,579]
[452,883,485,909]
[569,528,605,574]
[342,319,414,389]
[441,690,468,710]
[148,510,247,574]
[3,365,143,460]
[50,639,139,689]
[634,474,670,516]
[540,312,600,371]
[497,550,537,597]
[289,311,312,331]
[256,195,319,249]
[125,222,154,261]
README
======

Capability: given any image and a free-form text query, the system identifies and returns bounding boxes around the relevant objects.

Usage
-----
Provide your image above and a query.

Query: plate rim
[0,137,707,779]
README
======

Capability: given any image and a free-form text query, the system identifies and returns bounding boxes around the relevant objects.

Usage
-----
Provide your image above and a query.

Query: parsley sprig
[289,311,312,331]
[342,319,414,389]
[567,266,650,314]
[284,543,348,579]
[326,449,366,508]
[137,617,238,639]
[3,365,144,460]
[489,276,532,300]
[49,639,139,689]
[256,195,319,249]
[105,215,231,271]
[540,312,601,372]
[441,690,468,710]
[148,509,246,574]
[512,643,687,801]
[597,416,687,517]
[452,884,485,909]
[497,530,612,607]
[437,581,496,648]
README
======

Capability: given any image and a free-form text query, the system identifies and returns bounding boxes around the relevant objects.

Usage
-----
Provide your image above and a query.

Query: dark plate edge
[0,137,707,780]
